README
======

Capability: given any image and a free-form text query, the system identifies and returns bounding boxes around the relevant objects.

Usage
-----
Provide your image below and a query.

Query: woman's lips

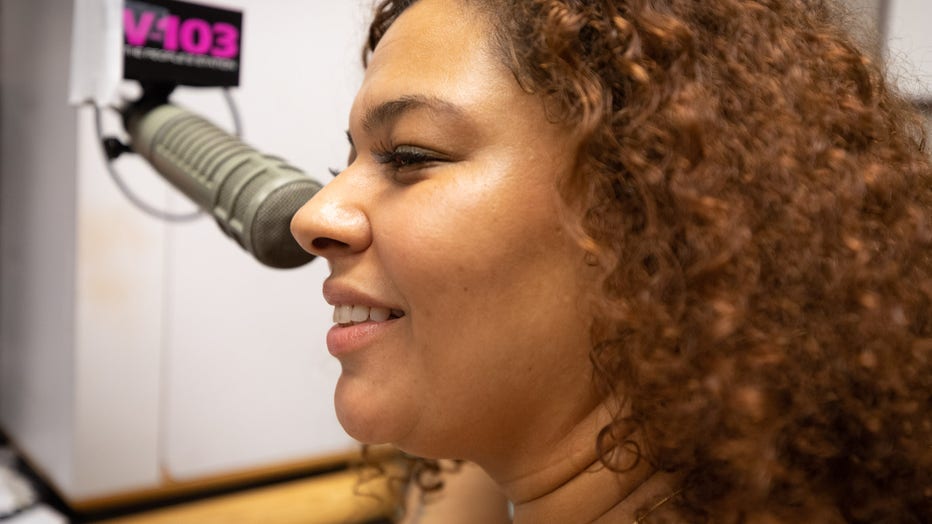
[326,317,402,357]
[322,282,406,357]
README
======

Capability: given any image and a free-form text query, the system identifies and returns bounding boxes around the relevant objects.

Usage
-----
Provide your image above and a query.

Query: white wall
[2,0,372,503]
[0,0,80,496]
[885,0,932,100]
[153,1,371,482]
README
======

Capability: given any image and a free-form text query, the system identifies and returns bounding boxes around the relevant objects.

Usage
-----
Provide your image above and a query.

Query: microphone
[71,0,322,269]
[122,93,321,269]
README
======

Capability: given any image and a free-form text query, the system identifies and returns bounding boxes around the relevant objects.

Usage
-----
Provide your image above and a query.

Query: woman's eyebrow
[362,94,467,132]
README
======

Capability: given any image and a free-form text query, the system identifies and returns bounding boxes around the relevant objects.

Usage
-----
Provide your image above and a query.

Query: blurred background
[0,0,929,523]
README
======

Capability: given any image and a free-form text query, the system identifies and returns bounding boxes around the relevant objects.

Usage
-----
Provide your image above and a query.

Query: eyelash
[328,141,442,177]
[372,144,438,170]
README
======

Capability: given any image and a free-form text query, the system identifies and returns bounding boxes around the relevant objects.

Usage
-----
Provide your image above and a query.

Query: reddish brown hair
[366,1,932,521]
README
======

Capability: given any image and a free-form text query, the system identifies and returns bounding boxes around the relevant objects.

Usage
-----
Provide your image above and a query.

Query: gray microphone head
[125,103,321,269]
[220,169,322,269]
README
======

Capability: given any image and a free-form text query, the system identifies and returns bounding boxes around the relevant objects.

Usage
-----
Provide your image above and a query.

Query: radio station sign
[123,0,242,86]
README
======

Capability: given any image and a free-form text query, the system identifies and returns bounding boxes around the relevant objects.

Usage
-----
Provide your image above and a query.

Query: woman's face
[291,0,598,461]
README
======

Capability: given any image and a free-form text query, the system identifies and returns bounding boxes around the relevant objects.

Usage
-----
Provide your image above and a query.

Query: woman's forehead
[366,0,499,73]
[354,0,516,125]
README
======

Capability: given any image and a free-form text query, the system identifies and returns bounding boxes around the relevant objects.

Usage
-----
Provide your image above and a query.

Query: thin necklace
[633,488,683,524]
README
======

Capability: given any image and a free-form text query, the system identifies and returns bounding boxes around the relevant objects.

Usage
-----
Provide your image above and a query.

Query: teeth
[370,307,390,322]
[334,305,352,324]
[333,305,402,325]
[351,305,369,322]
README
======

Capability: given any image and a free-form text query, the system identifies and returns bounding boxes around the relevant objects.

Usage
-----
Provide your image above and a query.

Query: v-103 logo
[124,1,239,58]
[122,0,242,87]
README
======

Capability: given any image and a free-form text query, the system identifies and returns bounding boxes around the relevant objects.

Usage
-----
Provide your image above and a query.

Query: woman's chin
[334,390,451,459]
[334,377,412,446]
[335,406,390,445]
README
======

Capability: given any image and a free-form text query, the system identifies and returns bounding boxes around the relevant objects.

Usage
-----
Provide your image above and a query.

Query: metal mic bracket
[102,136,132,160]
[101,82,179,161]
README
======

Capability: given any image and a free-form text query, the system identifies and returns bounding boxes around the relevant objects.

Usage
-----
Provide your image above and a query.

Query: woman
[291,0,932,521]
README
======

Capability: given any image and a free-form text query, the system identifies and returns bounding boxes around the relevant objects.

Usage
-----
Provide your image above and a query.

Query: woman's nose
[290,175,372,261]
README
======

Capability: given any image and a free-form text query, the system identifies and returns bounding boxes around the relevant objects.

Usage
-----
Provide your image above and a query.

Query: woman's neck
[485,404,679,523]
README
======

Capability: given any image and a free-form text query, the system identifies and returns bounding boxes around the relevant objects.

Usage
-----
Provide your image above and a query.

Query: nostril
[312,237,349,251]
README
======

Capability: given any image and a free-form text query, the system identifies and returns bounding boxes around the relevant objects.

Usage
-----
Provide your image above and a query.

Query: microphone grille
[246,177,321,269]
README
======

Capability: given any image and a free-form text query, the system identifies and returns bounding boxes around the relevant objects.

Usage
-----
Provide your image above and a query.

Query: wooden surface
[91,467,397,524]
[70,451,364,514]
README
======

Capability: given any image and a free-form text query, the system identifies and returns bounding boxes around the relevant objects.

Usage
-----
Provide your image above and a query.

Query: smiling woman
[297,0,595,466]
[291,0,932,522]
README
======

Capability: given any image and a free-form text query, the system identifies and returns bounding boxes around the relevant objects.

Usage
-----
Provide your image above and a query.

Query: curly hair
[365,0,932,521]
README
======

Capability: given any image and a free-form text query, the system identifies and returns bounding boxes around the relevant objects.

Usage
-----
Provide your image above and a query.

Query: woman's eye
[374,145,443,170]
